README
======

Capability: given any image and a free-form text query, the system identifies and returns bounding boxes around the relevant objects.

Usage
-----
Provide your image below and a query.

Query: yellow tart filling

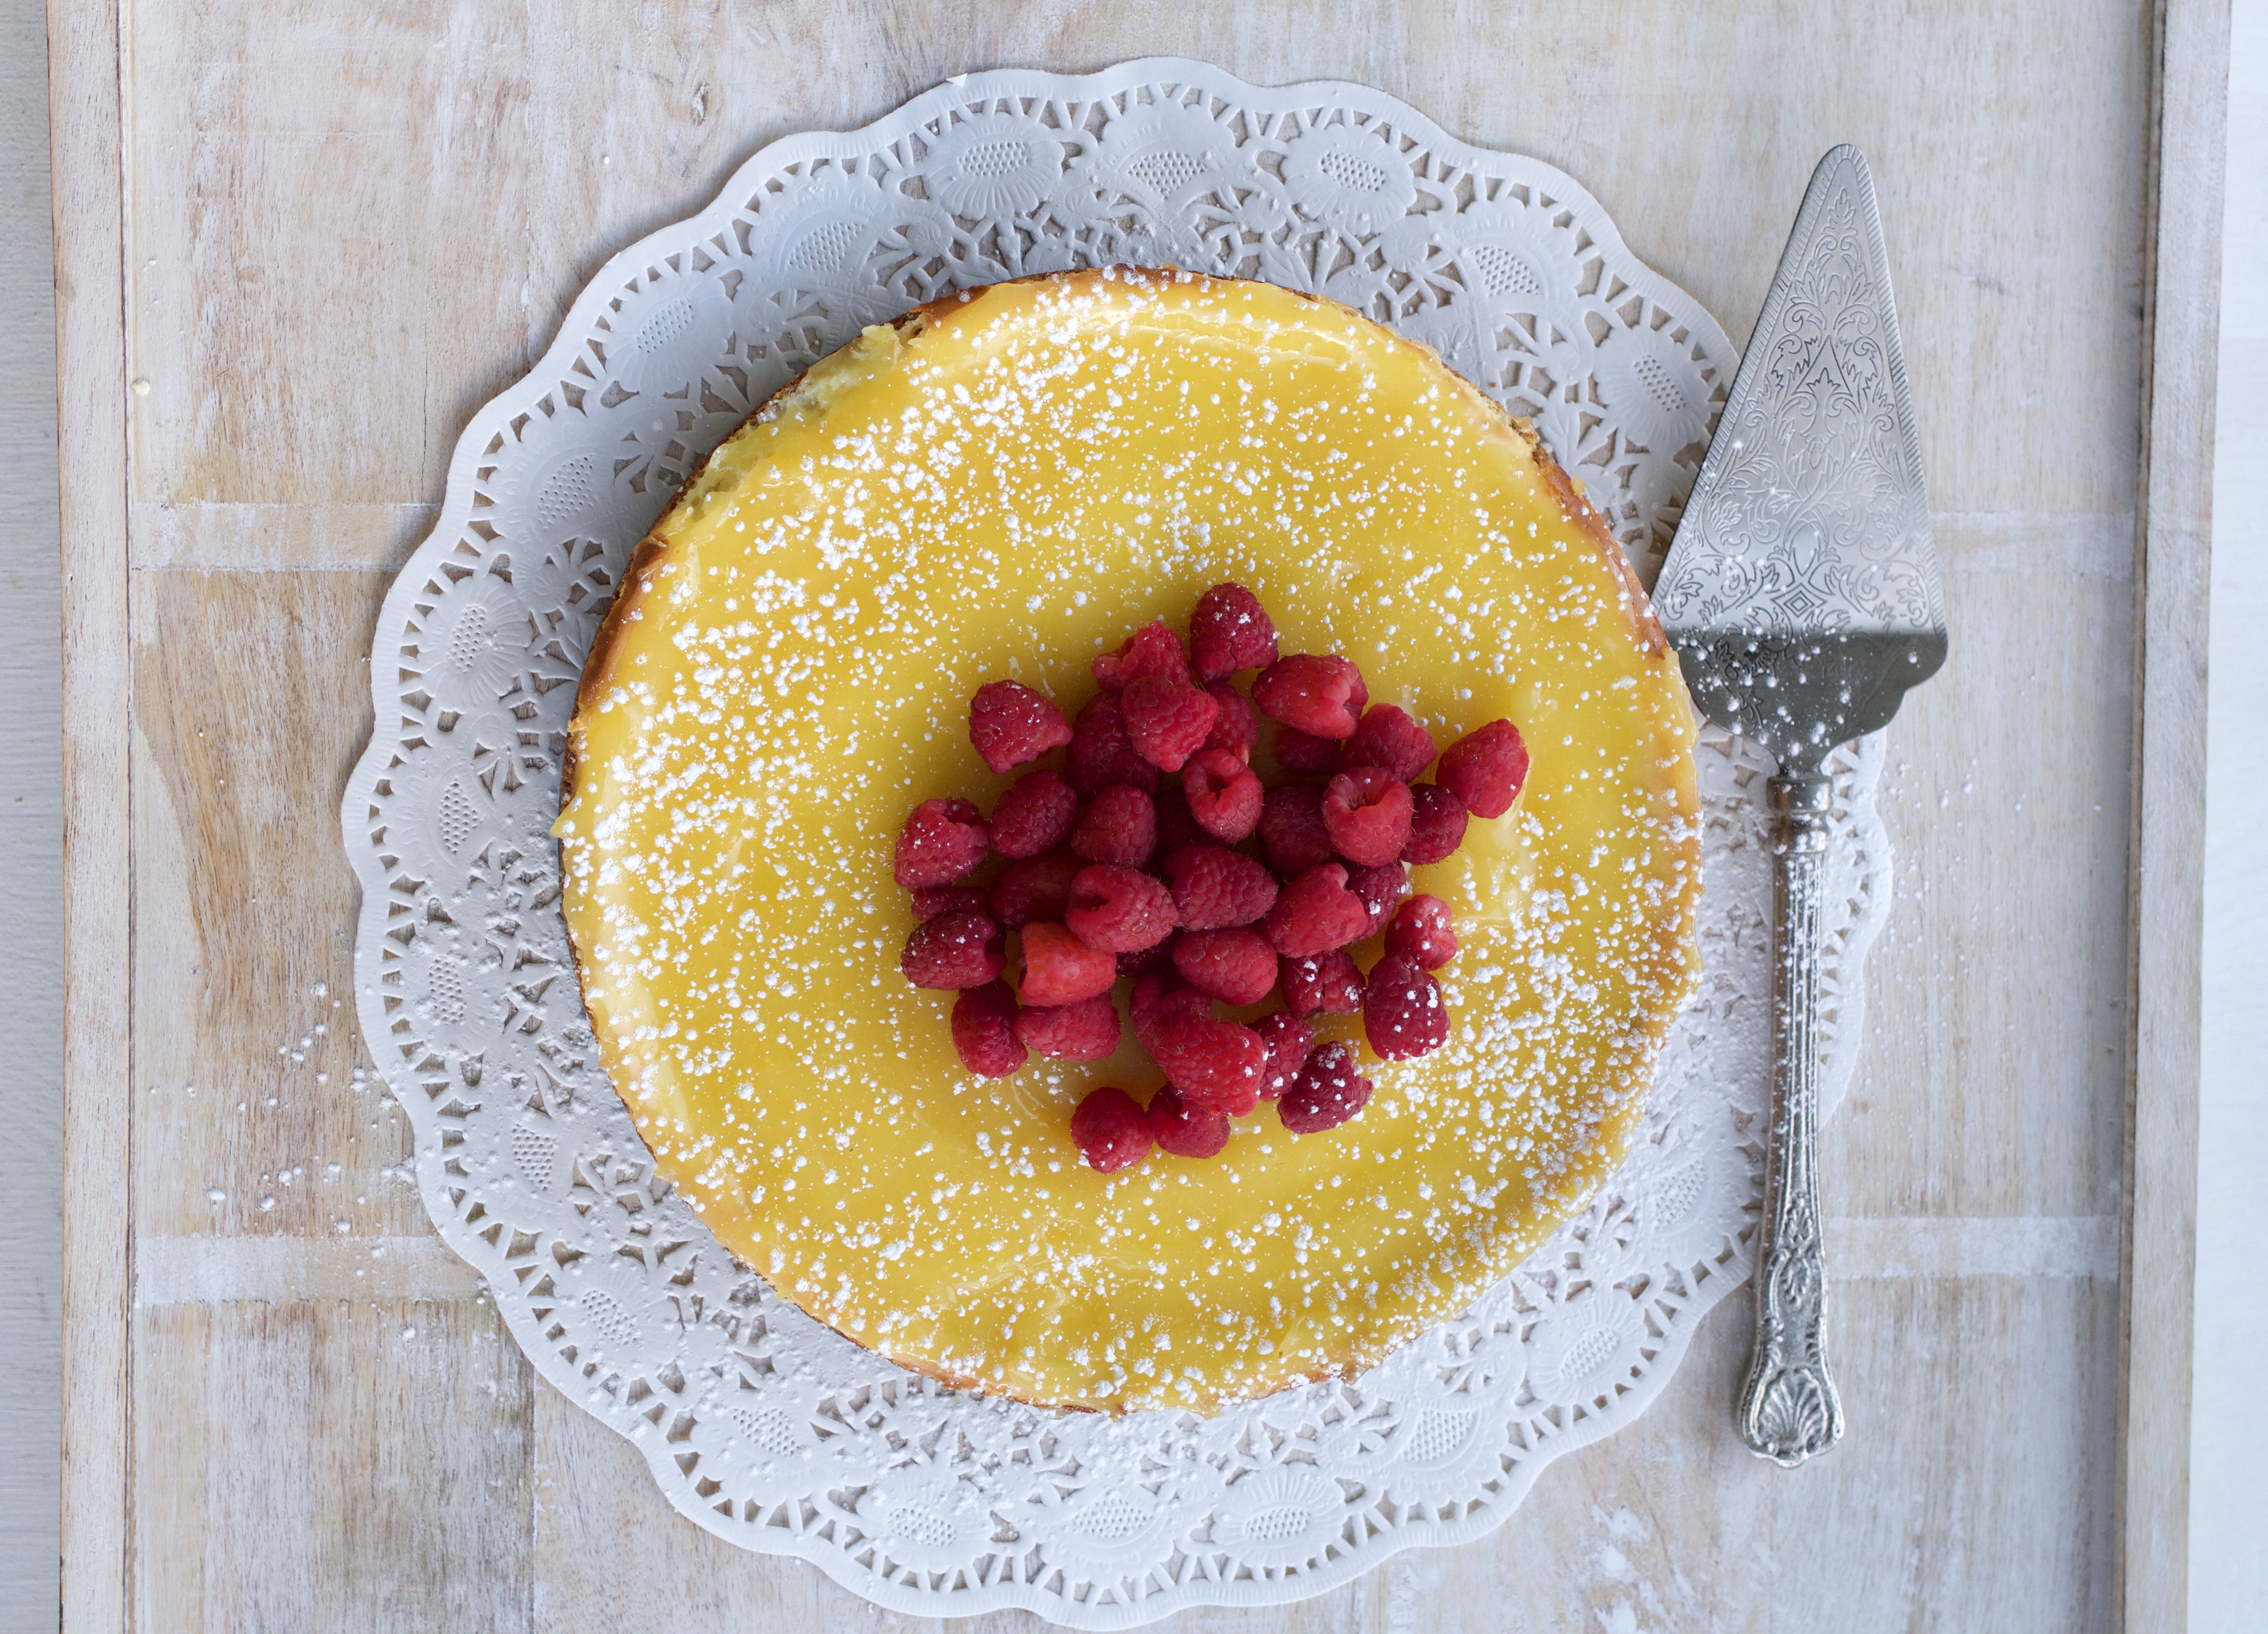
[558,269,1700,1413]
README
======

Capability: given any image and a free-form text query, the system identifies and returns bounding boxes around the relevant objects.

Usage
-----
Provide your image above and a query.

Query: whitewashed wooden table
[50,4,2226,1629]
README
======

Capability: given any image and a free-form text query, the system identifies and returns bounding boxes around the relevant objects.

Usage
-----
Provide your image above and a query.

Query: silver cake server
[1654,145,1947,1466]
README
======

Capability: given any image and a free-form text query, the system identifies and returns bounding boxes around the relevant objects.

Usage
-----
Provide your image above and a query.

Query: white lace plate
[342,60,1892,1627]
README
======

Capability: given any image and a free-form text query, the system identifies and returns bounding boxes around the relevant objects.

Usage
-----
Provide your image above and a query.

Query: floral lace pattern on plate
[343,59,1891,1627]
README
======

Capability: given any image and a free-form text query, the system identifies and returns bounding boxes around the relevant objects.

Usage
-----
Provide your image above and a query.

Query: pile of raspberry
[891,584,1528,1175]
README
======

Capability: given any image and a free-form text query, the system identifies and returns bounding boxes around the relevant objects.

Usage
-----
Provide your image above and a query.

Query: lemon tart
[557,268,1701,1413]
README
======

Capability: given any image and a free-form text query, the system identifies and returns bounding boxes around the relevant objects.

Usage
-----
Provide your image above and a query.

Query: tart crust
[559,268,1701,1413]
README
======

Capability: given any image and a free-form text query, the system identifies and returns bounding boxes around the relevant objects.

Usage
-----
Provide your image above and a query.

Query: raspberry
[1273,725,1340,775]
[894,798,989,889]
[1322,766,1415,867]
[1092,618,1192,692]
[989,849,1082,928]
[1345,861,1409,935]
[1340,705,1438,783]
[1146,1087,1232,1159]
[1202,681,1259,760]
[911,885,990,921]
[1150,1014,1268,1115]
[1160,844,1279,930]
[1261,863,1373,957]
[1257,783,1334,875]
[1171,928,1280,1005]
[1190,583,1279,681]
[1071,783,1157,866]
[900,911,1006,989]
[1070,1086,1152,1172]
[951,980,1025,1077]
[1363,955,1450,1059]
[1385,895,1458,969]
[1116,939,1177,978]
[1252,654,1368,738]
[1130,971,1212,1055]
[1015,995,1123,1061]
[1066,694,1162,797]
[968,679,1073,774]
[990,769,1078,859]
[1401,783,1470,864]
[1152,784,1207,854]
[1279,1041,1374,1134]
[1122,674,1219,772]
[1281,948,1364,1016]
[1250,1010,1313,1100]
[1064,863,1177,953]
[1182,748,1263,843]
[1436,719,1529,818]
[1018,921,1119,1005]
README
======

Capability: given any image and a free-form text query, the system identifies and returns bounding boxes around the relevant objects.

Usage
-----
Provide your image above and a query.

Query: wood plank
[123,1,551,512]
[2188,4,2268,1614]
[0,0,65,1609]
[1829,528,2135,1222]
[526,1267,2119,1632]
[2119,0,2228,1628]
[128,570,431,1243]
[125,564,540,1630]
[73,0,2171,1624]
[132,1297,534,1632]
[122,0,2148,572]
[52,0,131,1624]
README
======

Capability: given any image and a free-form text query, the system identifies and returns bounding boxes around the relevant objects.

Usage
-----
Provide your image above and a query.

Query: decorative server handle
[1736,772,1847,1466]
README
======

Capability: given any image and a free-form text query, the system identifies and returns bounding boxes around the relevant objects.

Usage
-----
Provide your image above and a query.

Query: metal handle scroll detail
[1736,773,1847,1466]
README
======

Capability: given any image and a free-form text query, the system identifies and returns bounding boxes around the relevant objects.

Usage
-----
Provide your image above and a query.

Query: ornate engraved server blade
[1654,145,1946,1467]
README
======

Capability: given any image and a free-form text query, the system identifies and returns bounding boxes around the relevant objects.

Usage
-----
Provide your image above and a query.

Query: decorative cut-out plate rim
[340,57,1890,1628]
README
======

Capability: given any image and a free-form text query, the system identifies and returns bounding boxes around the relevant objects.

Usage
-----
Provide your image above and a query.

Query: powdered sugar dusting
[556,270,1701,1412]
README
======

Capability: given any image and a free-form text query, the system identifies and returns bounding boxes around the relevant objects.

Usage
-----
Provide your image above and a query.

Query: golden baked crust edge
[556,267,1700,1413]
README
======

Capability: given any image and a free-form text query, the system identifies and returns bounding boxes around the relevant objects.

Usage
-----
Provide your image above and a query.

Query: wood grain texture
[1840,521,2136,1225]
[124,0,2150,569]
[54,1,2193,1627]
[128,571,425,1244]
[133,1299,534,1632]
[52,0,131,1625]
[0,0,64,1611]
[2120,0,2228,1629]
[125,567,538,1626]
[2189,6,2268,1616]
[529,1271,2120,1634]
